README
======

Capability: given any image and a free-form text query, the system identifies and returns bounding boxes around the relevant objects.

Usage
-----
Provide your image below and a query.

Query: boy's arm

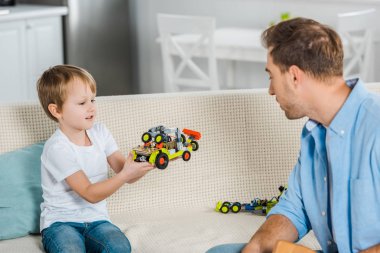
[242,214,299,253]
[107,150,126,173]
[66,169,128,203]
[66,154,154,203]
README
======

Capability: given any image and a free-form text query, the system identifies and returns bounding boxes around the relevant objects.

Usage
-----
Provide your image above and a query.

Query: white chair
[157,13,219,92]
[337,8,376,82]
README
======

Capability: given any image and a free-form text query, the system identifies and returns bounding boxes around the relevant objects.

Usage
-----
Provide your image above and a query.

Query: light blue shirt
[269,79,380,253]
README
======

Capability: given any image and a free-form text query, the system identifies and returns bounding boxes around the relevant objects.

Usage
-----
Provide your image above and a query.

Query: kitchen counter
[0,4,68,22]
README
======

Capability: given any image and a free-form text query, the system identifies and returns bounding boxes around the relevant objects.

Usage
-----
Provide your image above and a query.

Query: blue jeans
[41,220,131,253]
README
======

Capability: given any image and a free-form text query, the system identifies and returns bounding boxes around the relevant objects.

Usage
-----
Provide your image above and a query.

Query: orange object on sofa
[273,241,316,253]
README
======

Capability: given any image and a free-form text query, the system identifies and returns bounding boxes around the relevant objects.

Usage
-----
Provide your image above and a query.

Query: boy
[37,65,154,252]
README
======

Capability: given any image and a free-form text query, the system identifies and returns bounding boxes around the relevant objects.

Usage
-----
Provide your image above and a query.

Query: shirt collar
[328,78,369,136]
[305,119,319,131]
[304,79,368,135]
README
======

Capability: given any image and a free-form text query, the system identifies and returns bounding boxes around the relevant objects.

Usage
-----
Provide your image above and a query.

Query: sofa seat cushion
[112,207,322,253]
[0,208,321,252]
[0,235,42,253]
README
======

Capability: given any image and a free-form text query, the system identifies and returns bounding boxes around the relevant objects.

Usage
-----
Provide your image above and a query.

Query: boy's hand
[121,153,155,183]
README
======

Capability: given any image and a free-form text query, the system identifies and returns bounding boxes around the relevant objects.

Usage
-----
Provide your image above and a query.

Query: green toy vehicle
[132,125,201,170]
[215,186,287,215]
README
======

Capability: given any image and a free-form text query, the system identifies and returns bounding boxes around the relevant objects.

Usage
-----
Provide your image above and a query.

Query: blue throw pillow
[0,142,44,240]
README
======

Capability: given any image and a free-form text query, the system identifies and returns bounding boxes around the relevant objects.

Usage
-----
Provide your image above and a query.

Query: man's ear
[288,65,303,88]
[48,103,61,120]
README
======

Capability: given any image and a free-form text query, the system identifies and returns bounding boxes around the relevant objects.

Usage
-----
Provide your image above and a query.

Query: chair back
[337,8,376,81]
[157,14,219,92]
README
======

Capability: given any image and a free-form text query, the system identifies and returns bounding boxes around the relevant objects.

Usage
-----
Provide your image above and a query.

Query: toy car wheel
[181,134,186,143]
[220,204,230,214]
[182,151,191,161]
[155,134,164,144]
[141,132,152,143]
[155,152,169,169]
[191,141,199,151]
[215,201,223,212]
[231,202,242,213]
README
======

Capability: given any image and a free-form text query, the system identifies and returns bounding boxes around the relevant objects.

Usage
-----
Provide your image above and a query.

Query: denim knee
[86,221,131,253]
[42,222,85,253]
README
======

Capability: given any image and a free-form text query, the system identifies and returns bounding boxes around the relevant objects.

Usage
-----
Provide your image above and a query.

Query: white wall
[133,0,380,94]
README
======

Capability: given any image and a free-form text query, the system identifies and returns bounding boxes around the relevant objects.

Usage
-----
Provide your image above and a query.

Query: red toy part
[183,128,202,140]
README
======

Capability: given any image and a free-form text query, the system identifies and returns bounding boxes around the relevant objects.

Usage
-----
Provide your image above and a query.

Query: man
[207,18,380,253]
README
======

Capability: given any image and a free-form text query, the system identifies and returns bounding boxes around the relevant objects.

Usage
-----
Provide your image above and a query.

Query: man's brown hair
[261,17,343,80]
[37,65,96,122]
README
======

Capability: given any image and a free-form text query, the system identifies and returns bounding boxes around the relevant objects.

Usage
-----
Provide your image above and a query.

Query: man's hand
[120,152,155,183]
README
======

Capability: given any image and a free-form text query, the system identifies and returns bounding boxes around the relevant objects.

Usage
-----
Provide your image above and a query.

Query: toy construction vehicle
[132,125,201,170]
[215,186,287,215]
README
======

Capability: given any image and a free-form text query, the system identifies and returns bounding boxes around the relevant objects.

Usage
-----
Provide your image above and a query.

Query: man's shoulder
[360,93,380,122]
[352,94,380,141]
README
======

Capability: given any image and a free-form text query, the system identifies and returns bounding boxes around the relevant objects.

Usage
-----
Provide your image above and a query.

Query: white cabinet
[25,17,64,101]
[0,16,63,102]
[0,20,27,102]
[0,5,67,102]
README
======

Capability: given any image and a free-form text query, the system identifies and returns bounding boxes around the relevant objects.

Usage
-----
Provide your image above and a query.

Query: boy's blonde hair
[37,65,97,122]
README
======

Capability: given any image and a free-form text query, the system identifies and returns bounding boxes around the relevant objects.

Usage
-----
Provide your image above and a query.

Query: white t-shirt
[40,123,118,231]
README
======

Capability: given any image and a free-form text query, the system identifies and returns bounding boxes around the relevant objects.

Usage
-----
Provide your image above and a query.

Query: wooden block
[273,240,316,253]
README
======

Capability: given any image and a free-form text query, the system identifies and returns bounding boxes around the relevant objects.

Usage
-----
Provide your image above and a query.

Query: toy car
[132,125,201,170]
[215,186,287,215]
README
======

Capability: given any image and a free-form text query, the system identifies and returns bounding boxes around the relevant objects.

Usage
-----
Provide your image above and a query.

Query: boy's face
[58,79,96,132]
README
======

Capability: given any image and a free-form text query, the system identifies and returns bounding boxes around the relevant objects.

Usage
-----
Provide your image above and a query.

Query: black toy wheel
[155,134,164,144]
[182,151,191,161]
[191,141,199,151]
[141,132,152,143]
[155,153,169,169]
[181,134,186,143]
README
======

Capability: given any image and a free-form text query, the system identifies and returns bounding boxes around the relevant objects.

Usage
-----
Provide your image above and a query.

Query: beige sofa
[8,86,376,252]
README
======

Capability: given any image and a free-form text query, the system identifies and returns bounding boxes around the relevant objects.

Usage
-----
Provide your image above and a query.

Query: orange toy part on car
[182,128,201,140]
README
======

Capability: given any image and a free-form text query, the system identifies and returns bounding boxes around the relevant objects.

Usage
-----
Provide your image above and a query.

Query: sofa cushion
[0,235,42,252]
[0,142,44,240]
[111,208,322,253]
[0,208,322,253]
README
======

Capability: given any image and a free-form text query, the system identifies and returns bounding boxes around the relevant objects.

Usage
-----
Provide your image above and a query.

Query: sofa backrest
[1,84,379,216]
